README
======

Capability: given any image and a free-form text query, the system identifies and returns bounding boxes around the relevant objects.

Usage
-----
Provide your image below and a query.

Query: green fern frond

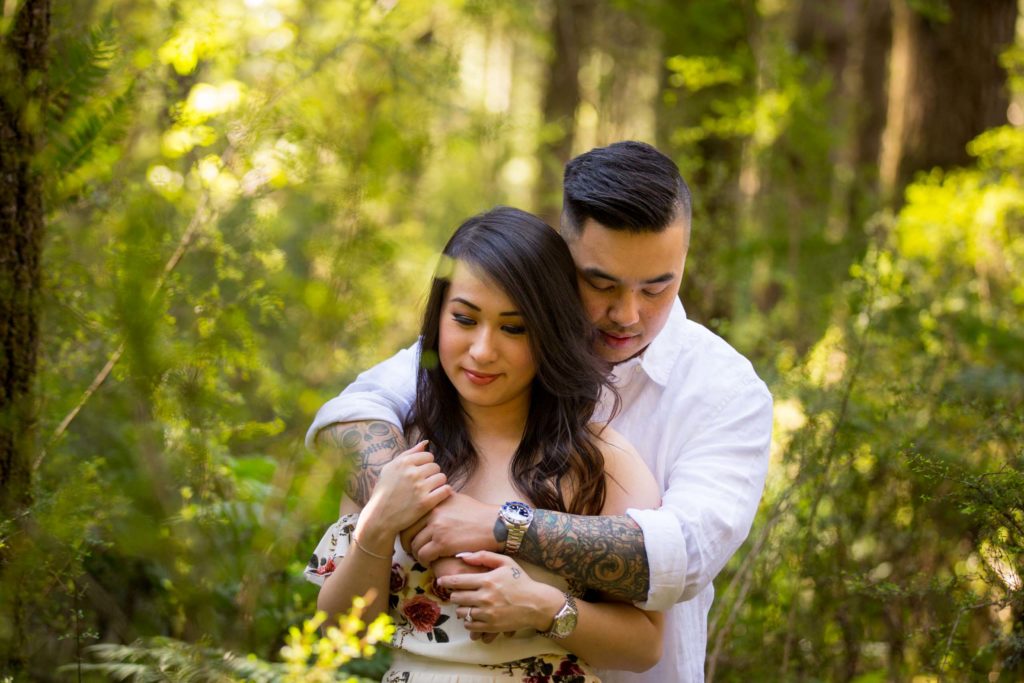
[53,81,132,169]
[65,638,280,683]
[73,662,169,682]
[48,14,119,128]
[40,79,135,200]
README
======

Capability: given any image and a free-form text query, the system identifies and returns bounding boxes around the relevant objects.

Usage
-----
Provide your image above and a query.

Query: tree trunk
[0,0,49,517]
[850,0,892,175]
[535,0,592,226]
[796,0,892,176]
[880,0,1018,196]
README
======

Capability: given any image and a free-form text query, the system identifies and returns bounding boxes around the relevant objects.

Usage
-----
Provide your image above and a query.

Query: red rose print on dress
[400,595,442,632]
[556,657,586,676]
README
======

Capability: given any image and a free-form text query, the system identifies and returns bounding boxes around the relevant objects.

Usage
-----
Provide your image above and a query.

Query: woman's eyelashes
[451,314,526,336]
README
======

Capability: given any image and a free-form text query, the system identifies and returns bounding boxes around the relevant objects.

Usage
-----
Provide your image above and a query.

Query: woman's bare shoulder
[588,422,637,459]
[588,423,661,514]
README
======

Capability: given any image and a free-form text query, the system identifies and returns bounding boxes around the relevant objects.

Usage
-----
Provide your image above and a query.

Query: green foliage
[41,13,136,202]
[68,604,393,682]
[3,0,1022,681]
[7,0,516,679]
[653,0,859,357]
[710,126,1024,681]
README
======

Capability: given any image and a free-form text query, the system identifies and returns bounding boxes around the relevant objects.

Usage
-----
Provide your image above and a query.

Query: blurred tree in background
[0,0,1020,680]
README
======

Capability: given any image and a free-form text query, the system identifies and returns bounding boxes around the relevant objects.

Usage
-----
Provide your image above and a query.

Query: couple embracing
[304,141,773,683]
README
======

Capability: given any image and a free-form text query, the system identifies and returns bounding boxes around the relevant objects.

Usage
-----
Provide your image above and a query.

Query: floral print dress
[305,513,600,683]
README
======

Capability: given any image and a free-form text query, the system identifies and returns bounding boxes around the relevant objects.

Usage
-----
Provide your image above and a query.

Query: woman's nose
[469,329,497,363]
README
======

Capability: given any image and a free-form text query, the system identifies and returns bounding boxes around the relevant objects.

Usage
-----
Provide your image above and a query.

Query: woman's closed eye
[501,324,527,335]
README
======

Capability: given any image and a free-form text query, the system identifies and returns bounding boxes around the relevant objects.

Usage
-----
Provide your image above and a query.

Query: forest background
[1,0,1022,681]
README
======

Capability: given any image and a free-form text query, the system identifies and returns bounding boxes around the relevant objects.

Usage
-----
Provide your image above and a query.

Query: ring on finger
[465,607,473,623]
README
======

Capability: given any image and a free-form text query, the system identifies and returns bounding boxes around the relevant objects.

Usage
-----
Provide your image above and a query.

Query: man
[307,141,773,682]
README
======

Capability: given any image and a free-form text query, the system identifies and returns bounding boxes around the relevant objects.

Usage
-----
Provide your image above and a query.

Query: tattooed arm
[515,512,649,603]
[443,550,663,672]
[408,497,652,603]
[439,430,664,670]
[306,342,420,507]
[412,427,657,604]
[517,427,656,602]
[315,420,407,508]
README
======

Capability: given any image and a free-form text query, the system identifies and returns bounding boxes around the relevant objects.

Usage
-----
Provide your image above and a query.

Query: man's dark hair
[561,140,692,237]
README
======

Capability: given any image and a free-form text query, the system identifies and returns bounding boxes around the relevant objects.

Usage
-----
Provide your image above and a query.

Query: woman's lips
[600,331,637,349]
[464,368,499,385]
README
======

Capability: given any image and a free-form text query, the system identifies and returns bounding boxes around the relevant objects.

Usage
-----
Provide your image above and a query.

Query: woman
[305,207,662,682]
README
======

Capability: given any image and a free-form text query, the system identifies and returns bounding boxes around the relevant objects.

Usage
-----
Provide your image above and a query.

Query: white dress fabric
[306,299,775,683]
[305,513,600,683]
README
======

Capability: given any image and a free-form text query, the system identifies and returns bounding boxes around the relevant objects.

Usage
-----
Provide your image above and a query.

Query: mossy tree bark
[0,0,49,519]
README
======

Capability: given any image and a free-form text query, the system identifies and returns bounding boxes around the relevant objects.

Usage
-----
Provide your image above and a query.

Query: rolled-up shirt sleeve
[304,342,421,449]
[627,376,773,610]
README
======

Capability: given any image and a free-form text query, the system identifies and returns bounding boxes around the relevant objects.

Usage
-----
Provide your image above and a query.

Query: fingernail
[455,552,469,558]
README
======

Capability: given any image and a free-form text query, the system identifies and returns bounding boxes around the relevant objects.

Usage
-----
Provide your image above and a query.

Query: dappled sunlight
[3,0,1021,680]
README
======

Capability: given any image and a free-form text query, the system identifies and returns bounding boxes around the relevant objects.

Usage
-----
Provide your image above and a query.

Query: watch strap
[505,523,526,556]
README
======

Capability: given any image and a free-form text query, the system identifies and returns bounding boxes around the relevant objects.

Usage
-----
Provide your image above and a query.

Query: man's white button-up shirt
[306,298,773,683]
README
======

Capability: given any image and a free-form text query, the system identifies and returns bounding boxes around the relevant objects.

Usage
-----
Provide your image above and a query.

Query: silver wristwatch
[540,592,579,639]
[498,501,534,556]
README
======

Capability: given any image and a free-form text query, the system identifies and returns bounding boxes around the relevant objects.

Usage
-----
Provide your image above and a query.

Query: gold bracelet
[351,535,390,561]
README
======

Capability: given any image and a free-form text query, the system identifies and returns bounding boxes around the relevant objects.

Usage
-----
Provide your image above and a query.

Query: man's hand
[315,421,406,508]
[401,492,502,563]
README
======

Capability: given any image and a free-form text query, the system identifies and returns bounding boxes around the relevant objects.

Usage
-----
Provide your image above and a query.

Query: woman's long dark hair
[405,207,615,515]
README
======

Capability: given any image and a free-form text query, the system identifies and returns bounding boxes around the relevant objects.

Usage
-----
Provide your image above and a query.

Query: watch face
[502,501,532,524]
[554,611,578,638]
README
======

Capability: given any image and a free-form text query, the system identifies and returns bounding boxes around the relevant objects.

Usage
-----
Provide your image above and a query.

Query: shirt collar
[611,297,688,387]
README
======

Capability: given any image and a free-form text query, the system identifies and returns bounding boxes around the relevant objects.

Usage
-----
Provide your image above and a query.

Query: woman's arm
[316,442,452,623]
[316,497,392,621]
[443,551,663,672]
[441,428,665,671]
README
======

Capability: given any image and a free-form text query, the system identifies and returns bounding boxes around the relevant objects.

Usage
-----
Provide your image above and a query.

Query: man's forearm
[515,510,650,603]
[315,420,407,507]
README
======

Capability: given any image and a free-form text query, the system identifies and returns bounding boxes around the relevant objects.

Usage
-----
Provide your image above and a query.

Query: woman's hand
[430,556,498,641]
[432,556,489,581]
[438,551,565,635]
[356,441,452,552]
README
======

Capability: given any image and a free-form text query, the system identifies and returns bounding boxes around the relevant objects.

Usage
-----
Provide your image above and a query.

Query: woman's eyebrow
[450,296,479,310]
[451,296,520,316]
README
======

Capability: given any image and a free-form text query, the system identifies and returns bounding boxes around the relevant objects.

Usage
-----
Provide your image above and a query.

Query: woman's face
[438,260,536,414]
